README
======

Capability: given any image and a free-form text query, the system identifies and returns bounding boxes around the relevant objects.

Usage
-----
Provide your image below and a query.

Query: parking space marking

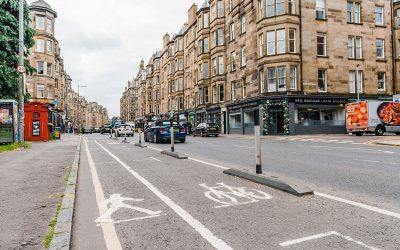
[84,138,122,250]
[315,192,400,219]
[95,140,233,250]
[311,145,394,154]
[279,231,380,250]
[353,159,398,165]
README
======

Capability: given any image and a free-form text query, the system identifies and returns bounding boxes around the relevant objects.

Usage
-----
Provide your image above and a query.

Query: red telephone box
[24,102,50,141]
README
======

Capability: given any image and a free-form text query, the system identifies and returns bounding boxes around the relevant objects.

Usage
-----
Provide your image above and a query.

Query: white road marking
[95,140,233,250]
[335,141,354,144]
[83,138,122,250]
[95,194,162,224]
[353,159,398,165]
[188,157,229,170]
[236,145,255,149]
[147,146,163,151]
[200,183,272,208]
[150,157,161,162]
[280,231,380,249]
[315,192,400,219]
[311,145,394,154]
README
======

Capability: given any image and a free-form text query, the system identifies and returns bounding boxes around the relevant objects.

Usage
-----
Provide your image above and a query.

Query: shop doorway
[269,111,284,134]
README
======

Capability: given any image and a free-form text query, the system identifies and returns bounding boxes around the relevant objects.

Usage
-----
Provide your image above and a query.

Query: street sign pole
[255,125,262,174]
[18,0,25,143]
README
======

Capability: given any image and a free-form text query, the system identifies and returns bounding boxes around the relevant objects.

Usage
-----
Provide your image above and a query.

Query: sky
[27,0,205,117]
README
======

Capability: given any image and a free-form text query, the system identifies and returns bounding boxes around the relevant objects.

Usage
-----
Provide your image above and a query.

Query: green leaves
[0,0,34,99]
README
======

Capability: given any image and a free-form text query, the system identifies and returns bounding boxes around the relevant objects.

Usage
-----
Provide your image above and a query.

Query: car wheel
[215,135,219,137]
[396,132,400,135]
[180,139,185,143]
[355,132,364,136]
[144,134,149,142]
[201,132,204,137]
[375,126,385,136]
[153,134,158,143]
[117,132,120,137]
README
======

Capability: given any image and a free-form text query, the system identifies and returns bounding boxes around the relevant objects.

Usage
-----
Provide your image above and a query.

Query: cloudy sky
[27,0,205,117]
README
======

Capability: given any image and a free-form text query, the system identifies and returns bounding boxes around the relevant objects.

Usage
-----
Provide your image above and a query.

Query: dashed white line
[149,157,161,162]
[353,159,398,165]
[311,145,394,154]
[95,140,233,250]
[188,157,229,170]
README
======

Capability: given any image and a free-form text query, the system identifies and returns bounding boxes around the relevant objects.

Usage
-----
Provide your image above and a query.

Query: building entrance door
[269,111,284,134]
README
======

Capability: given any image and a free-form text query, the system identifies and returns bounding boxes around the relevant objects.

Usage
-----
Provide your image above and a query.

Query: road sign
[16,65,26,74]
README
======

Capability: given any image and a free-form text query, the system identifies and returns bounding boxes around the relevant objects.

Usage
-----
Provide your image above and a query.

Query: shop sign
[196,108,206,114]
[228,101,259,111]
[292,97,347,105]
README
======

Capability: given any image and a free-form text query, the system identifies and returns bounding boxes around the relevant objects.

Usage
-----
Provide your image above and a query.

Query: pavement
[71,133,400,249]
[0,135,81,249]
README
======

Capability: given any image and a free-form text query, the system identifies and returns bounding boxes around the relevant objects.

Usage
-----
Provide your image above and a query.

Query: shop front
[227,99,262,135]
[195,108,207,125]
[261,96,348,135]
[207,106,221,128]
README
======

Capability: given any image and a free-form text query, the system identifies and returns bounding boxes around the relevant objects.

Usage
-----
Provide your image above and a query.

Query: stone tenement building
[121,0,400,135]
[27,0,109,128]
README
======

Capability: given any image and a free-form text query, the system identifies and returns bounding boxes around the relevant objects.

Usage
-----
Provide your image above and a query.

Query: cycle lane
[88,137,400,249]
[73,137,214,249]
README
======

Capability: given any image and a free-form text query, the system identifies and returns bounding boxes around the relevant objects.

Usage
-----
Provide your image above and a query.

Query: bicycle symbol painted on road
[200,183,272,208]
[95,194,163,225]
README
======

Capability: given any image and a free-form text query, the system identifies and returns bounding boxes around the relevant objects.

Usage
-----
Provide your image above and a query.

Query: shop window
[229,113,241,129]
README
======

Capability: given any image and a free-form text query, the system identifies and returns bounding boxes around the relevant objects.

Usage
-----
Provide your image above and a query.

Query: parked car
[144,120,186,143]
[82,127,93,134]
[115,124,134,137]
[93,127,101,133]
[101,124,112,134]
[192,123,220,137]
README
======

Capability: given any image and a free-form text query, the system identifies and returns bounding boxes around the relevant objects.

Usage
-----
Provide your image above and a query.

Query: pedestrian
[188,122,193,135]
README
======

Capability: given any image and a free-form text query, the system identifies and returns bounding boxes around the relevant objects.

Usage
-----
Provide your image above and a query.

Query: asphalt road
[128,133,400,212]
[72,133,400,249]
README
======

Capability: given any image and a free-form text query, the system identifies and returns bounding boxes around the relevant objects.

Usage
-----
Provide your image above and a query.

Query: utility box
[24,102,50,141]
[0,100,18,144]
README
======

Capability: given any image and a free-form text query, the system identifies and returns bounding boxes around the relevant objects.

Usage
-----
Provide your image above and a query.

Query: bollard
[170,125,175,152]
[124,130,127,143]
[255,125,262,174]
[138,128,142,145]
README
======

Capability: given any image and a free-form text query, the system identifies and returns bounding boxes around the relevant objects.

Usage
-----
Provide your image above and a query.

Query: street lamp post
[77,84,87,134]
[18,0,24,143]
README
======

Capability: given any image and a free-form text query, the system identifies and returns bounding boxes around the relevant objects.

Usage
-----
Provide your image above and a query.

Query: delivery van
[346,101,400,136]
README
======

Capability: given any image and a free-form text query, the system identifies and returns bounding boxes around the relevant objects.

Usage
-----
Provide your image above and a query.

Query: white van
[346,101,400,136]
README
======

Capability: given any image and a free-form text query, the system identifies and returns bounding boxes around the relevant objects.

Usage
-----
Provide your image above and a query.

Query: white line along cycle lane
[93,140,233,250]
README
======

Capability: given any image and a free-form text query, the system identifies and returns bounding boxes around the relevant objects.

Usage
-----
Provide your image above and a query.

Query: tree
[0,0,34,100]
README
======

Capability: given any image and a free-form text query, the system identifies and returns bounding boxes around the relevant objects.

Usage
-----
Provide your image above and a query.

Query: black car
[101,124,112,134]
[192,123,220,137]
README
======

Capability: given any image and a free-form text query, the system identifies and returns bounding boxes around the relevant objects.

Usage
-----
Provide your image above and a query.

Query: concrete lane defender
[144,120,186,143]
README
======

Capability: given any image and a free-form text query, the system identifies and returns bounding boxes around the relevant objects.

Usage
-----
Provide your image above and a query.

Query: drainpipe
[299,0,304,94]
